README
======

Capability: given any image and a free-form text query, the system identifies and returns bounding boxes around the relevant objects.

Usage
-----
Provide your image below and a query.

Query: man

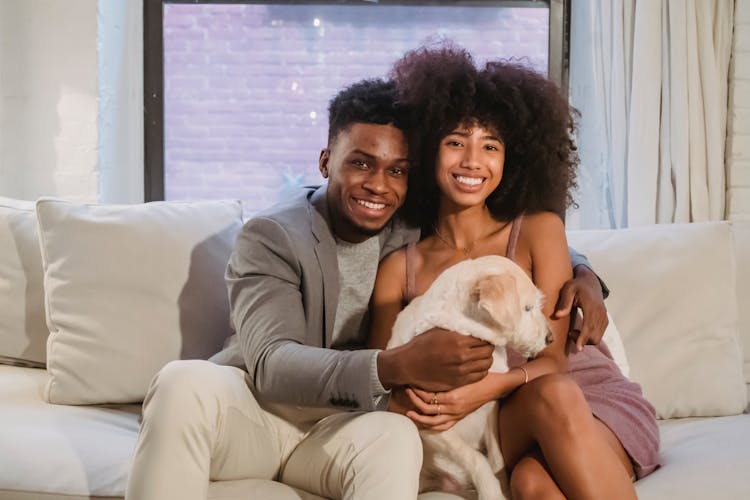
[126,79,607,500]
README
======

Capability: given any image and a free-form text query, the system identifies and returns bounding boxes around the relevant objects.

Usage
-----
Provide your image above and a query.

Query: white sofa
[1,196,749,500]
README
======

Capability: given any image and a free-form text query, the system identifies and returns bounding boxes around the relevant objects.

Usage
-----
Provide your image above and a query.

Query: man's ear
[319,148,330,178]
[472,274,520,331]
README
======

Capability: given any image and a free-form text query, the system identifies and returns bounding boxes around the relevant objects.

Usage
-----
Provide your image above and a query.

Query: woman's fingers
[406,387,444,415]
[406,410,457,430]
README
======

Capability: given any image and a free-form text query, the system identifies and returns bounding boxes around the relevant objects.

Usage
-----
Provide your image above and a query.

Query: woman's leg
[509,446,565,500]
[498,373,636,500]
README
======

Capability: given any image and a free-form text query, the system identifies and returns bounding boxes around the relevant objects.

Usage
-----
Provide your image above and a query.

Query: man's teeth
[455,175,484,186]
[357,199,386,210]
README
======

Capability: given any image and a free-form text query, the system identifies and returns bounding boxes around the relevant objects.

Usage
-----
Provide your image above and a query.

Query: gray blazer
[211,185,603,411]
[211,186,419,411]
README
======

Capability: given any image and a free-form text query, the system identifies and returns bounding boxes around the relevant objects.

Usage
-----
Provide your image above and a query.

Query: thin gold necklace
[432,220,511,257]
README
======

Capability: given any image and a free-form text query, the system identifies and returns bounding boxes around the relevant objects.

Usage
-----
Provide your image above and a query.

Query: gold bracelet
[519,366,529,384]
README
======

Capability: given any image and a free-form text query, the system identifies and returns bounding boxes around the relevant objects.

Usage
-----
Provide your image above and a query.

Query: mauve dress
[404,215,660,479]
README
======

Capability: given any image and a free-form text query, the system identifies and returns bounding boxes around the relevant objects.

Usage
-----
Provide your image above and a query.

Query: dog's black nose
[545,329,554,345]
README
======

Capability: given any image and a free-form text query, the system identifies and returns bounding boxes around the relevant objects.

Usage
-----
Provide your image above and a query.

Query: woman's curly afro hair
[391,43,579,232]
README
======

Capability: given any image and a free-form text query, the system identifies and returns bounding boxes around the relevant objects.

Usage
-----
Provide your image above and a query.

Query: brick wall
[727,0,750,220]
[163,4,549,216]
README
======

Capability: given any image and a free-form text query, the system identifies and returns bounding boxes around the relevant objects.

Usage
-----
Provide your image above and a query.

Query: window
[145,0,569,217]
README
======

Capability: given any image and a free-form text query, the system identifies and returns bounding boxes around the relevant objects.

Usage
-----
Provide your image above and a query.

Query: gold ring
[430,393,438,405]
[437,404,442,416]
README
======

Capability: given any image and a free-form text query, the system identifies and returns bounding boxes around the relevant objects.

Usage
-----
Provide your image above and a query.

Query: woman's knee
[526,374,588,418]
[510,455,558,500]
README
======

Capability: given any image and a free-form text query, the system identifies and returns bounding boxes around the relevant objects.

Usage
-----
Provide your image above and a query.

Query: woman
[368,45,659,499]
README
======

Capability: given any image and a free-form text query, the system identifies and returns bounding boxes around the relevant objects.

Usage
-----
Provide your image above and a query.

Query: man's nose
[363,169,388,193]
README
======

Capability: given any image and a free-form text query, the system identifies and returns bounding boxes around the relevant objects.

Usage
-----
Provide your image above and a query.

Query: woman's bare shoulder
[377,245,409,283]
[522,211,565,232]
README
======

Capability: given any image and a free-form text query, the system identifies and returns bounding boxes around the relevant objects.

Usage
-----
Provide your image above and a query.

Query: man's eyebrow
[349,148,376,159]
[350,148,410,163]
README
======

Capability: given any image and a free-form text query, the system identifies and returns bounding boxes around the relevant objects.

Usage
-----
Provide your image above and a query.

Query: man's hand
[377,328,494,392]
[553,264,608,352]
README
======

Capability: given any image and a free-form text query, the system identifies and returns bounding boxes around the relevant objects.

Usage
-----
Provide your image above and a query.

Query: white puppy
[387,255,552,500]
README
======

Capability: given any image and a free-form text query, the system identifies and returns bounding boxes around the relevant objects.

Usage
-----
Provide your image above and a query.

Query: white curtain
[568,0,734,229]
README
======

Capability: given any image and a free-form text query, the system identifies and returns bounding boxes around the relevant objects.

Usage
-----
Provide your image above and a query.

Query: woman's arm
[368,248,407,349]
[514,211,575,378]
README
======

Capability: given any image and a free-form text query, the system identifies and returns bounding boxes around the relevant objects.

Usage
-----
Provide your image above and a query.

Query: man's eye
[352,160,368,168]
[390,167,407,176]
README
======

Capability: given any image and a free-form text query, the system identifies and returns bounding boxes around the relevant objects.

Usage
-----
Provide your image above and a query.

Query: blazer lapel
[310,187,339,347]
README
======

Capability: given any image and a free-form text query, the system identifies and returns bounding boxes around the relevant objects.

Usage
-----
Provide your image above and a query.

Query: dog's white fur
[387,255,552,500]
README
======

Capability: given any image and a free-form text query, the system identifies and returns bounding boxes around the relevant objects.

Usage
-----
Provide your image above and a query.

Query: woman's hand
[387,387,418,416]
[403,371,522,431]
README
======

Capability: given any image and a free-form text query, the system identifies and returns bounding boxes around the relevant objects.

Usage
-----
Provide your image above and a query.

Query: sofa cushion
[36,199,243,404]
[0,197,47,367]
[567,221,747,418]
[731,220,750,383]
[635,414,750,499]
[0,365,140,497]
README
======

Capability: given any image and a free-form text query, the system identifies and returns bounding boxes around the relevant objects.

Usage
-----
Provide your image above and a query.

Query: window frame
[143,0,570,201]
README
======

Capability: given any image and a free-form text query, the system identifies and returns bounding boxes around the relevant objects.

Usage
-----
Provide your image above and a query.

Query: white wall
[0,0,99,202]
[0,0,143,203]
[727,0,750,220]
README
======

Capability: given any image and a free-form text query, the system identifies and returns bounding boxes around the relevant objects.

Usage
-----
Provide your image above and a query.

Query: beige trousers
[125,360,423,500]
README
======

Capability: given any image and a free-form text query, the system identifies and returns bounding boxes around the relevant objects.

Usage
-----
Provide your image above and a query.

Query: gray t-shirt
[332,235,389,404]
[331,235,380,346]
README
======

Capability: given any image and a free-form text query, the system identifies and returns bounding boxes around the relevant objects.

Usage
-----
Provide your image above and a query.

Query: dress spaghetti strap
[505,214,524,262]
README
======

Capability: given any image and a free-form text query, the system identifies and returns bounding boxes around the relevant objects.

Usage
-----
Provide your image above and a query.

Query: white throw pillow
[0,197,47,367]
[568,221,746,419]
[37,198,243,405]
[602,313,629,378]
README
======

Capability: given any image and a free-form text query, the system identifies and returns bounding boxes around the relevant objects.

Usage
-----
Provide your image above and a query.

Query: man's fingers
[576,309,609,350]
[554,283,577,317]
[575,332,586,352]
[461,357,492,376]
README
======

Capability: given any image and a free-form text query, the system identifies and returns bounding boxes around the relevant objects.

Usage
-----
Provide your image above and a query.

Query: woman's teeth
[455,175,483,186]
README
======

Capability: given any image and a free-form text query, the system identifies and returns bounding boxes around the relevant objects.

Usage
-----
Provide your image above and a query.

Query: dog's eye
[524,304,533,312]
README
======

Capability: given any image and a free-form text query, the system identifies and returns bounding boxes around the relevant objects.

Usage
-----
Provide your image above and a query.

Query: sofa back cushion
[731,220,750,384]
[0,197,47,367]
[567,221,747,419]
[37,198,243,405]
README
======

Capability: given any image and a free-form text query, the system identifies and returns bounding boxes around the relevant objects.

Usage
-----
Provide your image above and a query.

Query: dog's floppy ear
[472,273,521,331]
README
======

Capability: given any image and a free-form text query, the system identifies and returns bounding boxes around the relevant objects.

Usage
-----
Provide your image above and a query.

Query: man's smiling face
[319,122,409,243]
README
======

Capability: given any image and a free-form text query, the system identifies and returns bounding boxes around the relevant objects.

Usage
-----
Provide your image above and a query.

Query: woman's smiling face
[435,122,505,209]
